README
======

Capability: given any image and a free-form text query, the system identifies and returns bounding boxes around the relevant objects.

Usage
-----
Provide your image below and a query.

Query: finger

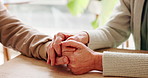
[67,36,78,41]
[55,56,69,65]
[62,46,76,52]
[62,32,74,39]
[54,32,65,40]
[53,32,69,56]
[53,37,62,56]
[62,40,85,49]
[50,46,56,66]
[53,33,65,56]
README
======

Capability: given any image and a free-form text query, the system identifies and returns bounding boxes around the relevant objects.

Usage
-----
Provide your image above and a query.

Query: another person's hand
[47,32,89,66]
[62,40,103,74]
[46,32,74,65]
[46,41,72,66]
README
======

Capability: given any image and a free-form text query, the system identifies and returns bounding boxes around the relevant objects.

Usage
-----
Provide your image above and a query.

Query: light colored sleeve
[103,52,148,78]
[0,1,52,60]
[87,0,131,50]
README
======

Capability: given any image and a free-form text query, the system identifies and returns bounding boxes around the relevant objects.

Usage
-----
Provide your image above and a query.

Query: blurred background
[3,0,118,34]
[0,0,134,65]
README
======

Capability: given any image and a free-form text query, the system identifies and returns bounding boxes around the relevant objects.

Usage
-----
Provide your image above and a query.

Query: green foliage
[99,0,118,26]
[67,0,118,29]
[92,16,99,29]
[67,0,89,15]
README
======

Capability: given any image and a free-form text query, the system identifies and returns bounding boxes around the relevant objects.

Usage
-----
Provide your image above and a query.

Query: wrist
[93,52,103,71]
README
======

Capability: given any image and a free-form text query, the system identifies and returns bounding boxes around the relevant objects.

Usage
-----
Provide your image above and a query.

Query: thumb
[55,56,69,65]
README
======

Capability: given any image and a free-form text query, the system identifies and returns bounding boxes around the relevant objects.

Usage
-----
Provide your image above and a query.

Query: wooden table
[0,48,147,78]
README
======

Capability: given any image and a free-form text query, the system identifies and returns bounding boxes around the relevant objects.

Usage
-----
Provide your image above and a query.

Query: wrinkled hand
[47,32,89,66]
[46,32,73,66]
[46,42,70,66]
[62,40,103,74]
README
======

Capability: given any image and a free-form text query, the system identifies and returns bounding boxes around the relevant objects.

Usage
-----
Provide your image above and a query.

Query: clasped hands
[46,32,103,74]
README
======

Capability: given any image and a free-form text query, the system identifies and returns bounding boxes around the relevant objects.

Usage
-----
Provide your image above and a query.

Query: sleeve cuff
[103,51,148,77]
[39,41,51,60]
[85,30,112,50]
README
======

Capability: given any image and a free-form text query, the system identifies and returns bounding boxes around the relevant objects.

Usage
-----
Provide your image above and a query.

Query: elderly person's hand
[47,32,89,66]
[46,42,70,66]
[62,40,103,74]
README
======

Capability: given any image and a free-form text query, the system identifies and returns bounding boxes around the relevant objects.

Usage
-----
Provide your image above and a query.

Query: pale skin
[46,32,103,74]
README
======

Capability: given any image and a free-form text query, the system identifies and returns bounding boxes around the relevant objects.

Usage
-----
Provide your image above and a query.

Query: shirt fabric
[141,0,148,50]
[0,1,52,60]
[87,0,148,77]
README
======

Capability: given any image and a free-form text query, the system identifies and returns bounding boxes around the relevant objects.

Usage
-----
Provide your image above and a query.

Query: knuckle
[56,38,62,43]
[54,32,62,39]
[53,40,61,46]
[57,32,64,38]
[57,32,62,36]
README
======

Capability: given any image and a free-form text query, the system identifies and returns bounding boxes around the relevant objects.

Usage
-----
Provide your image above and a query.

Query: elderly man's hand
[62,40,103,75]
[47,32,89,66]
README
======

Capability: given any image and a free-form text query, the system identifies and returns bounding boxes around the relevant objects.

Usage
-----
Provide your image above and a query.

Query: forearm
[85,0,131,50]
[0,2,52,60]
